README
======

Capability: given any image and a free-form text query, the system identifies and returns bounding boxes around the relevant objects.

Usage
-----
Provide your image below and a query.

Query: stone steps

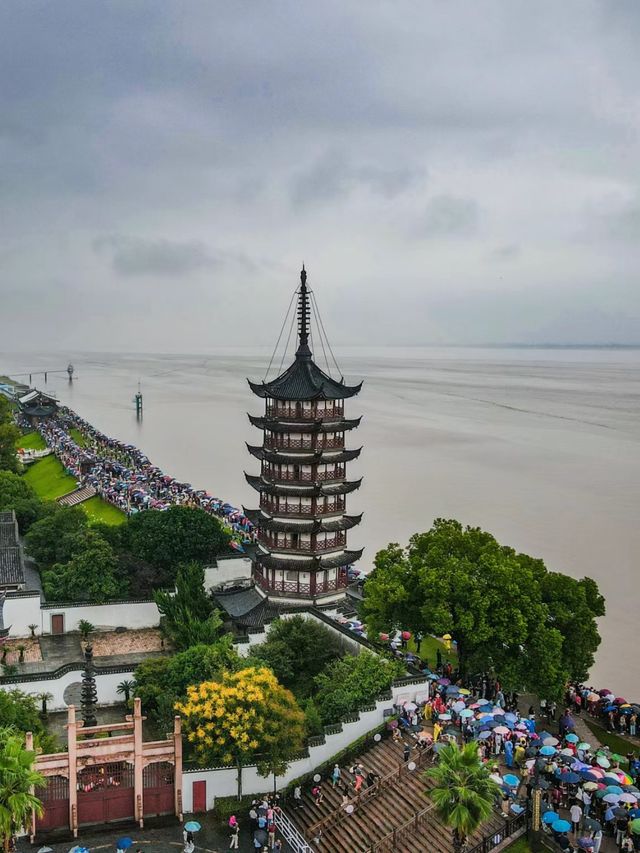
[57,485,96,507]
[289,735,510,853]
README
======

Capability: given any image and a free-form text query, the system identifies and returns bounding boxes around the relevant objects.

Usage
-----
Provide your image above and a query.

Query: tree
[314,652,404,724]
[116,680,135,703]
[35,692,53,717]
[77,620,94,641]
[124,506,230,573]
[0,728,45,852]
[361,519,592,699]
[0,472,42,531]
[425,742,500,853]
[0,398,20,474]
[42,532,125,603]
[176,667,306,800]
[24,506,88,569]
[134,636,241,730]
[154,562,222,650]
[251,615,344,697]
[0,691,55,752]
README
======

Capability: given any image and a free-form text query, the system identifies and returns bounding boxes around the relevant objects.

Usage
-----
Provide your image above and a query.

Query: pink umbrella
[495,726,510,735]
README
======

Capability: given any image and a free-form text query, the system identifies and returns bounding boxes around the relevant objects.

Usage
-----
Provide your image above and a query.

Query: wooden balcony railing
[254,570,350,597]
[259,498,345,517]
[263,436,345,451]
[265,404,344,420]
[262,466,345,483]
[259,532,346,552]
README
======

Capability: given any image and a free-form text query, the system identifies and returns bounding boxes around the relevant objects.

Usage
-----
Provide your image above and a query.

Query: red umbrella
[599,689,612,696]
[401,631,412,640]
[379,633,389,642]
[614,698,627,704]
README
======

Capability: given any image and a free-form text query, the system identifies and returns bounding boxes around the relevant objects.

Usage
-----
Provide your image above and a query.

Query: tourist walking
[331,763,341,788]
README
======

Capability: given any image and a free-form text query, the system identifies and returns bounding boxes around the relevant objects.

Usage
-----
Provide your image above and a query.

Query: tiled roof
[248,415,362,433]
[0,546,25,587]
[256,548,363,572]
[244,474,362,497]
[248,355,362,402]
[246,445,362,465]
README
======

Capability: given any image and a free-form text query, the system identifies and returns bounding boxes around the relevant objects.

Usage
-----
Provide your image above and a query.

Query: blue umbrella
[116,840,133,850]
[580,770,600,782]
[184,821,201,832]
[565,733,579,743]
[538,731,553,741]
[605,786,624,795]
[504,713,518,722]
[542,811,558,824]
[478,731,492,739]
[552,820,572,833]
[503,774,520,787]
[540,746,557,756]
[476,698,490,706]
[555,771,580,784]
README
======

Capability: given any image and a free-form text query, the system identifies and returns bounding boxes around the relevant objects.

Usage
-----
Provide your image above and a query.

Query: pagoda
[244,267,363,603]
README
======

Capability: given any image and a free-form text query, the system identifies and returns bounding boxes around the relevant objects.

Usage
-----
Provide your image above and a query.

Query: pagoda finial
[296,265,311,358]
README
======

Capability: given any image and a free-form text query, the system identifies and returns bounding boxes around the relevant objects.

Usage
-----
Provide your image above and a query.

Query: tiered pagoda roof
[245,266,363,600]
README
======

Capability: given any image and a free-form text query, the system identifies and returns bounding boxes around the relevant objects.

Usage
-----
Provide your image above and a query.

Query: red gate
[77,762,135,826]
[143,761,175,817]
[37,776,69,831]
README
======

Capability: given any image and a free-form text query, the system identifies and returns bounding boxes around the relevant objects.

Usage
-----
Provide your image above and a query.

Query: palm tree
[424,741,500,853]
[116,680,135,704]
[28,625,38,639]
[77,620,95,642]
[0,728,45,852]
[16,646,26,664]
[36,692,53,717]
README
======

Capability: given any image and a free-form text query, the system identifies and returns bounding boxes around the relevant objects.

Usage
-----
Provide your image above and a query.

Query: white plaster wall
[41,600,160,634]
[204,557,253,589]
[2,668,136,711]
[3,594,42,637]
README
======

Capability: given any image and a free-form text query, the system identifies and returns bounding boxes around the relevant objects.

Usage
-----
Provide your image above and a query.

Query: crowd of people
[30,408,256,548]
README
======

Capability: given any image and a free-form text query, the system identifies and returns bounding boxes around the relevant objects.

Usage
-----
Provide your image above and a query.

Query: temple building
[244,268,363,604]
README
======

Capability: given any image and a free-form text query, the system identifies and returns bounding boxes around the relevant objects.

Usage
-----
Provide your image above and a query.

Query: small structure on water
[245,266,363,604]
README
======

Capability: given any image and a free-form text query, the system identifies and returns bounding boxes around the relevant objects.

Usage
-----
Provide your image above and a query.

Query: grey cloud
[93,236,215,277]
[290,151,424,209]
[419,196,479,239]
[491,244,521,261]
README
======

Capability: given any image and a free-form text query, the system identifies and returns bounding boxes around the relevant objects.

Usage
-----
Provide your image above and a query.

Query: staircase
[57,485,96,507]
[288,736,512,853]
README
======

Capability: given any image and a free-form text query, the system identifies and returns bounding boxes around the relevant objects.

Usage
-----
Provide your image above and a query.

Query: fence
[274,808,313,853]
[466,809,529,853]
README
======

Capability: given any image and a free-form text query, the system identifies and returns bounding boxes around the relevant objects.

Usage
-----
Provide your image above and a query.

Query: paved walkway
[19,813,293,853]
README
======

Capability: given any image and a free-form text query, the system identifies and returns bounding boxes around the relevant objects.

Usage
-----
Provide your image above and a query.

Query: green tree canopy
[24,505,88,568]
[0,728,45,852]
[251,615,344,697]
[314,651,404,724]
[362,518,604,698]
[123,506,230,573]
[0,472,43,531]
[425,741,500,852]
[134,636,241,730]
[42,530,125,602]
[0,397,20,473]
[154,561,223,650]
[0,691,56,753]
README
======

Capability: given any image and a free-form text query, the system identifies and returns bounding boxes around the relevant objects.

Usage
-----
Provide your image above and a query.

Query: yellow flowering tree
[176,666,306,799]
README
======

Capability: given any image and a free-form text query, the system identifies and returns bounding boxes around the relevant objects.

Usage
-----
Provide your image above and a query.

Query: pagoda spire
[296,265,312,359]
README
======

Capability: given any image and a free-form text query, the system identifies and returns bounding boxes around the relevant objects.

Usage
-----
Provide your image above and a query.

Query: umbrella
[542,811,558,824]
[460,708,474,718]
[503,774,520,787]
[583,782,599,791]
[577,838,595,851]
[37,848,53,853]
[184,822,201,832]
[565,733,579,743]
[453,700,466,712]
[437,678,451,686]
[603,793,621,804]
[597,756,611,768]
[605,785,624,795]
[543,737,559,746]
[492,708,506,716]
[621,793,639,803]
[613,808,628,818]
[540,746,557,756]
[578,742,591,751]
[611,753,626,762]
[69,848,89,853]
[583,818,602,832]
[537,779,551,790]
[552,820,571,833]
[253,829,268,845]
[439,713,452,721]
[478,731,492,739]
[555,771,580,784]
[538,730,553,741]
[494,726,510,735]
[560,748,574,756]
[476,698,490,706]
[504,713,518,722]
[458,688,471,695]
[446,685,461,695]
[116,840,134,850]
[404,701,418,712]
[632,818,640,834]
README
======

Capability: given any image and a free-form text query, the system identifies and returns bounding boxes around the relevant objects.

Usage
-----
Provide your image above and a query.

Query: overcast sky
[1,1,639,351]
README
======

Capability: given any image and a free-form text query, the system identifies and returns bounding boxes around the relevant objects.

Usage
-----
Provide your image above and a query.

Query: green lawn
[584,719,635,763]
[23,455,77,500]
[69,427,87,447]
[81,496,126,526]
[406,634,458,669]
[16,431,46,451]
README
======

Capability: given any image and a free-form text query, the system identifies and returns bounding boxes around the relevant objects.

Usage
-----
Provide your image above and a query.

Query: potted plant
[17,644,26,663]
[28,624,38,638]
[78,620,95,642]
[37,691,53,717]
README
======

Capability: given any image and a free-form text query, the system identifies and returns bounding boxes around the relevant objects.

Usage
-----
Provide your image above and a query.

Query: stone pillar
[25,731,36,842]
[133,697,144,827]
[67,706,78,837]
[173,715,183,821]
